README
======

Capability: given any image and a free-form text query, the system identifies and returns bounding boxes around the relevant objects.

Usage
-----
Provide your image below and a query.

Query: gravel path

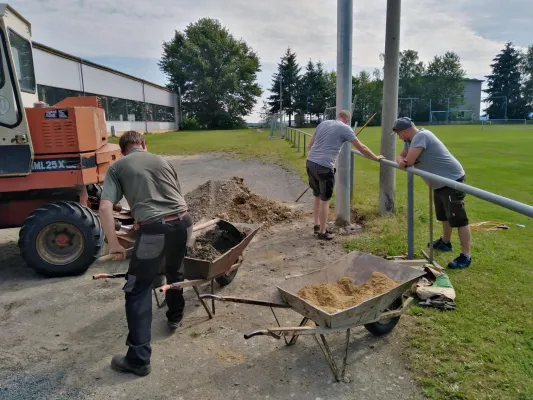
[0,153,422,400]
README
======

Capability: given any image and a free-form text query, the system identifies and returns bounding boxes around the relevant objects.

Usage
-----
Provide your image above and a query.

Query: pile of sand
[185,177,302,226]
[297,272,400,314]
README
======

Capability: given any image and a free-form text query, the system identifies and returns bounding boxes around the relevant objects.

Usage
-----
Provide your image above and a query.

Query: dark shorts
[433,176,469,228]
[306,160,335,201]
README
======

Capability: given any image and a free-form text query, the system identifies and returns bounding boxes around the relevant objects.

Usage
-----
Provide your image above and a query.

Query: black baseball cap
[391,117,414,134]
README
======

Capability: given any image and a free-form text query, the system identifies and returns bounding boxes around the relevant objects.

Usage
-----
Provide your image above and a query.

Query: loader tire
[18,201,104,278]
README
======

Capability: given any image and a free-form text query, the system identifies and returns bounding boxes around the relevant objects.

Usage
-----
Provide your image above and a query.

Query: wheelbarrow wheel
[215,256,243,287]
[364,297,403,337]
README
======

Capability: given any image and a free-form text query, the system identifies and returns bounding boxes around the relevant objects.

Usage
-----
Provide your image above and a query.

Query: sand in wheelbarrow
[185,177,303,226]
[297,272,400,314]
[187,225,248,261]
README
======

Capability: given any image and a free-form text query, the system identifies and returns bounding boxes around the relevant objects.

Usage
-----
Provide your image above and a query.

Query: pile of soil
[185,177,302,226]
[187,225,246,261]
[297,272,400,314]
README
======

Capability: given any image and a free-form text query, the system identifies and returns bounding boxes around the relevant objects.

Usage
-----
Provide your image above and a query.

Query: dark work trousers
[123,213,193,366]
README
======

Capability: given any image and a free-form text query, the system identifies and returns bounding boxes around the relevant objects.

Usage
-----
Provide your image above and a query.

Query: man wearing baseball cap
[392,117,472,269]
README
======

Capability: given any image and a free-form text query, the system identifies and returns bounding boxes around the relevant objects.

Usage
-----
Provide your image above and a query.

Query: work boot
[111,355,151,377]
[317,230,334,241]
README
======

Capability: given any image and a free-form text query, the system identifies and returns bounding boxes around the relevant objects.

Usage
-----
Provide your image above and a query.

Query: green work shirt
[101,148,188,223]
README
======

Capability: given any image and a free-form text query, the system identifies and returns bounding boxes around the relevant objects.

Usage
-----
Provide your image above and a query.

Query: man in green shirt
[99,131,193,377]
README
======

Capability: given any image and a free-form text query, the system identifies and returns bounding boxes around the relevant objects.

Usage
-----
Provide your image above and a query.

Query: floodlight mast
[379,0,402,214]
[334,0,353,226]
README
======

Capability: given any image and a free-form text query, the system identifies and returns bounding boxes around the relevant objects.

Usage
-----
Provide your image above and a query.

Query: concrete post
[378,0,401,214]
[335,0,353,227]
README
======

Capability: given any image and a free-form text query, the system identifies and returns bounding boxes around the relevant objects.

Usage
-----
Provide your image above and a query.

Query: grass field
[110,125,533,400]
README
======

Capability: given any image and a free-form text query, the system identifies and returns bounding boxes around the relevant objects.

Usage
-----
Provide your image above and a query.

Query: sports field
[111,124,533,399]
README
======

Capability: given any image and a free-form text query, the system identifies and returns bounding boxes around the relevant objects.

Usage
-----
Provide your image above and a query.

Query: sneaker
[313,225,320,235]
[111,355,151,377]
[448,253,472,269]
[429,237,453,252]
[167,315,183,331]
[317,231,335,241]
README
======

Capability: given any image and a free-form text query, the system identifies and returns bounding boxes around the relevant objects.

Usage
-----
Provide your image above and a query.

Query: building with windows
[32,42,179,134]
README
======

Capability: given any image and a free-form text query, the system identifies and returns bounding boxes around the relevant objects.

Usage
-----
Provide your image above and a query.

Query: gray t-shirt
[307,120,357,169]
[404,128,465,190]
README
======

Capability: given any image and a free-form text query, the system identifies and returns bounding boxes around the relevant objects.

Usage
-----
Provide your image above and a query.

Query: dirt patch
[216,349,244,364]
[297,272,400,314]
[185,177,303,226]
[187,225,248,261]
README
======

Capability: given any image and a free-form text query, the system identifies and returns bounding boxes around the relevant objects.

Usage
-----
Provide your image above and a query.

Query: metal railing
[283,126,533,263]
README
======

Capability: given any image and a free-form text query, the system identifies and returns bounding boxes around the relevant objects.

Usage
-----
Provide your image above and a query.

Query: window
[155,105,175,122]
[8,29,35,93]
[38,84,82,106]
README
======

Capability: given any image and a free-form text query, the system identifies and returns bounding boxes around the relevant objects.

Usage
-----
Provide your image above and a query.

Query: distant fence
[282,126,533,265]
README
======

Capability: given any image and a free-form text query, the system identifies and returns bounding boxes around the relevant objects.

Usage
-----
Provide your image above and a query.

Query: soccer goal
[268,113,285,139]
[481,119,532,130]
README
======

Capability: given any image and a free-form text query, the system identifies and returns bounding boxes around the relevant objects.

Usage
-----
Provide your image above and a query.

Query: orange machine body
[0,96,122,228]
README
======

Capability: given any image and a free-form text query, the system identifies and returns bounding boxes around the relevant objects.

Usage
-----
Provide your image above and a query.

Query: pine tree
[267,47,301,126]
[484,42,527,119]
[521,45,533,117]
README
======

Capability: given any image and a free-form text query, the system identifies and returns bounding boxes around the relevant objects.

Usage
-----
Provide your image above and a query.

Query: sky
[12,0,533,122]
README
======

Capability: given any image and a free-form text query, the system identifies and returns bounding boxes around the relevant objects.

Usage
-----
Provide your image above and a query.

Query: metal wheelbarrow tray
[201,250,426,381]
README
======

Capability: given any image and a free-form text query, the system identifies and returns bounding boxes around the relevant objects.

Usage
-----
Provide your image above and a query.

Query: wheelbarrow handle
[92,272,127,280]
[244,330,281,340]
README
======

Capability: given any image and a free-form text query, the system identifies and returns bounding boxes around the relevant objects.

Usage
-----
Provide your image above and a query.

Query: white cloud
[10,0,527,121]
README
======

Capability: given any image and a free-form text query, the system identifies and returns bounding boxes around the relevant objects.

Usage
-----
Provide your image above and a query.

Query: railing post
[428,184,434,263]
[407,172,414,259]
[298,131,301,152]
[350,152,355,201]
[304,135,307,156]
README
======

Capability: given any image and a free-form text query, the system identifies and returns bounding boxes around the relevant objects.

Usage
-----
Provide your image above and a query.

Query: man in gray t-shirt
[306,110,383,240]
[393,117,471,269]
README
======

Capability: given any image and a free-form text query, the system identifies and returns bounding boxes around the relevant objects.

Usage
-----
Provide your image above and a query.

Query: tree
[521,45,533,116]
[484,42,527,119]
[424,51,466,111]
[259,100,273,127]
[295,59,317,122]
[397,50,425,118]
[159,18,262,129]
[267,48,301,126]
[352,71,383,126]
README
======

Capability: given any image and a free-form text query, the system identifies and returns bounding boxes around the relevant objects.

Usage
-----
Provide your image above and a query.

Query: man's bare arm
[351,140,384,161]
[397,148,408,164]
[99,200,126,260]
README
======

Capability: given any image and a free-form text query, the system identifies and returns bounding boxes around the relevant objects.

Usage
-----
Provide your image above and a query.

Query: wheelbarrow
[199,250,426,381]
[93,218,261,316]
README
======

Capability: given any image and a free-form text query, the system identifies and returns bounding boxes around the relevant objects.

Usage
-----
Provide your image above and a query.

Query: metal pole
[378,0,401,214]
[407,172,414,259]
[279,78,283,138]
[334,0,353,227]
[428,185,434,262]
[350,152,355,201]
[298,131,301,152]
[304,135,307,156]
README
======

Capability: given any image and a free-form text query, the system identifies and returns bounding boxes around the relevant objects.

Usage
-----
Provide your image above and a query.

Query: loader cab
[0,3,35,177]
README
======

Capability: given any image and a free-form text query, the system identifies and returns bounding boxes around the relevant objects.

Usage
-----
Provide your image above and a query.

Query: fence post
[407,172,414,259]
[350,152,355,201]
[298,131,301,152]
[304,135,307,156]
[428,185,434,263]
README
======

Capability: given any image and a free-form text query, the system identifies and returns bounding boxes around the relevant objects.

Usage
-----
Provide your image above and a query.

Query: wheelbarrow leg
[269,307,308,346]
[312,329,351,382]
[193,286,213,319]
[211,279,215,316]
[153,288,167,309]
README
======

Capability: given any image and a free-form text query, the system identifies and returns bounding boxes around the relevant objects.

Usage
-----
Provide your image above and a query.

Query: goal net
[481,119,532,129]
[268,113,285,139]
